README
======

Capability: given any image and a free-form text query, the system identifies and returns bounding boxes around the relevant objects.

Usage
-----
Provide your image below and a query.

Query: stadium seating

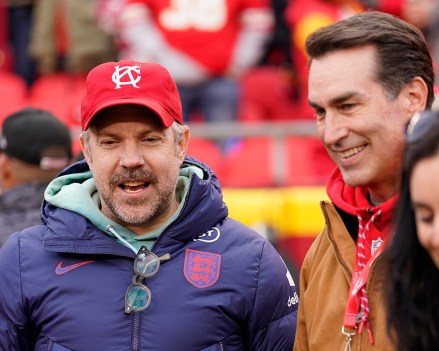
[27,73,86,134]
[186,137,225,181]
[283,136,335,185]
[0,71,28,124]
[239,66,301,122]
[221,137,275,187]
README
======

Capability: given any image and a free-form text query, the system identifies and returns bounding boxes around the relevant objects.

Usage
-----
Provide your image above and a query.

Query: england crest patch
[184,249,221,288]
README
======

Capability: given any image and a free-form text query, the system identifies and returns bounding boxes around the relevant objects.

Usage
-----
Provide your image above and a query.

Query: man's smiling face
[308,45,411,202]
[82,104,187,234]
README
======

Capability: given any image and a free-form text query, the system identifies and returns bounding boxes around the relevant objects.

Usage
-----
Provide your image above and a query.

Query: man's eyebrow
[309,92,361,109]
[308,100,320,110]
[94,129,118,138]
[329,92,359,105]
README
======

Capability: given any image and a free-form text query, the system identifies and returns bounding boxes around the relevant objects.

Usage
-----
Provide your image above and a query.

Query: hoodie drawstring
[355,209,382,344]
[106,225,138,254]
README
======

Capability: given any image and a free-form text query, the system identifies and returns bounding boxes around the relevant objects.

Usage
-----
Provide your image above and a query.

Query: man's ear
[178,127,190,161]
[402,77,429,115]
[79,132,91,164]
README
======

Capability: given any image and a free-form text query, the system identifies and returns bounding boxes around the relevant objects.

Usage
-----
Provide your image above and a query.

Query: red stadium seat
[222,137,275,187]
[0,71,28,124]
[27,73,86,134]
[186,138,225,182]
[283,136,335,185]
[239,66,301,122]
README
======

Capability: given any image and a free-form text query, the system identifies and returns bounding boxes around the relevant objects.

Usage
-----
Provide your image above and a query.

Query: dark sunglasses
[125,246,171,314]
[406,110,439,144]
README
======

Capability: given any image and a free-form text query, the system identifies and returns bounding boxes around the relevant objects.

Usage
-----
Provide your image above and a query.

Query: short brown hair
[306,11,435,108]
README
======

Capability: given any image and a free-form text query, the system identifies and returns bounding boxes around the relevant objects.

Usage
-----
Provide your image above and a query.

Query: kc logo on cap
[81,60,183,130]
[112,65,141,89]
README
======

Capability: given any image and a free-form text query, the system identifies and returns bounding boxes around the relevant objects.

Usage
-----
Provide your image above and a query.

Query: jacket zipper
[131,175,195,348]
[132,312,141,351]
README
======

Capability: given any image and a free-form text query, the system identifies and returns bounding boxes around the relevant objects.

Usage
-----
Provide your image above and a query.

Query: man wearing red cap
[0,59,298,350]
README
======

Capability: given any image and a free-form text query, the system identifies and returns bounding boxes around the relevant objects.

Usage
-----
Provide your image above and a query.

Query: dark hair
[305,11,435,109]
[382,110,439,350]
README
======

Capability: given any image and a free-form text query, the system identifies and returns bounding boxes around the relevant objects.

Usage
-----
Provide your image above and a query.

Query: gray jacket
[0,181,47,247]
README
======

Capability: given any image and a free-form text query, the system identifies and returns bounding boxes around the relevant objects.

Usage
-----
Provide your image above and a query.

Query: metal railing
[187,120,318,186]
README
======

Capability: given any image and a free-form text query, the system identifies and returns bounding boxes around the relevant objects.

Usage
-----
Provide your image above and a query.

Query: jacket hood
[40,156,228,257]
[326,168,398,234]
[326,168,398,215]
[326,168,371,215]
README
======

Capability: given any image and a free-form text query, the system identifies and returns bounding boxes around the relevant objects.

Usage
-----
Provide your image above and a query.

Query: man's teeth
[340,146,365,158]
[124,181,144,187]
[121,181,146,192]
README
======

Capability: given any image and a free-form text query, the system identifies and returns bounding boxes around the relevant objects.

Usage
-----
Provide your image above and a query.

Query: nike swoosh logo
[55,260,94,275]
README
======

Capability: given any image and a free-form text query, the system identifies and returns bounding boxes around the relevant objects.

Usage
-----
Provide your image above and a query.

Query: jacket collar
[41,157,228,257]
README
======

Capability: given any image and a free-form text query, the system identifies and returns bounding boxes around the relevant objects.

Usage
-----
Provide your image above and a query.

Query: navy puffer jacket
[0,157,298,350]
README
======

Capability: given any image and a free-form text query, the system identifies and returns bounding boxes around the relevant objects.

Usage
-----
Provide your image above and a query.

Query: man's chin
[339,170,367,188]
[114,209,154,226]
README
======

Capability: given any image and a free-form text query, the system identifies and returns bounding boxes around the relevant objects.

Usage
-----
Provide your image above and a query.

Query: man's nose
[119,143,145,168]
[319,113,349,146]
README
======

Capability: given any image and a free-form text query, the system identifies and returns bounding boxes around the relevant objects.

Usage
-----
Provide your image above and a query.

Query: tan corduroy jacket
[293,201,394,351]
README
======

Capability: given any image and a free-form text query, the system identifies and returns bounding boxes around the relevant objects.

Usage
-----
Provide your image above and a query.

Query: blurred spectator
[29,0,117,76]
[0,0,8,70]
[399,0,439,86]
[400,0,436,29]
[359,0,403,16]
[0,1,29,123]
[285,0,364,120]
[0,107,72,247]
[4,0,36,86]
[359,1,439,88]
[260,0,292,67]
[99,0,274,123]
[238,0,301,123]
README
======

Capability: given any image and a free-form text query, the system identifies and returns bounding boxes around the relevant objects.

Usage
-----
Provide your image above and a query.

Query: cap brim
[83,98,175,130]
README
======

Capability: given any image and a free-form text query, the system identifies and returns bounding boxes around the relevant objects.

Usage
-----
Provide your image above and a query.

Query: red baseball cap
[80,60,183,130]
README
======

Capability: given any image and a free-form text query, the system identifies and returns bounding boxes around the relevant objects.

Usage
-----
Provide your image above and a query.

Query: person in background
[362,0,439,90]
[0,107,72,247]
[399,0,439,87]
[359,0,403,16]
[261,0,292,68]
[101,0,274,123]
[381,110,439,351]
[293,11,434,350]
[0,59,298,350]
[29,0,116,76]
[4,0,36,86]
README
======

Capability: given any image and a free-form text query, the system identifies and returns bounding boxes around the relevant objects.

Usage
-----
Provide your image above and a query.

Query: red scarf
[327,169,398,343]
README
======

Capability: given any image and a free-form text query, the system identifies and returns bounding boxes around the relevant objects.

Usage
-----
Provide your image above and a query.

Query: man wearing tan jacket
[293,11,435,351]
